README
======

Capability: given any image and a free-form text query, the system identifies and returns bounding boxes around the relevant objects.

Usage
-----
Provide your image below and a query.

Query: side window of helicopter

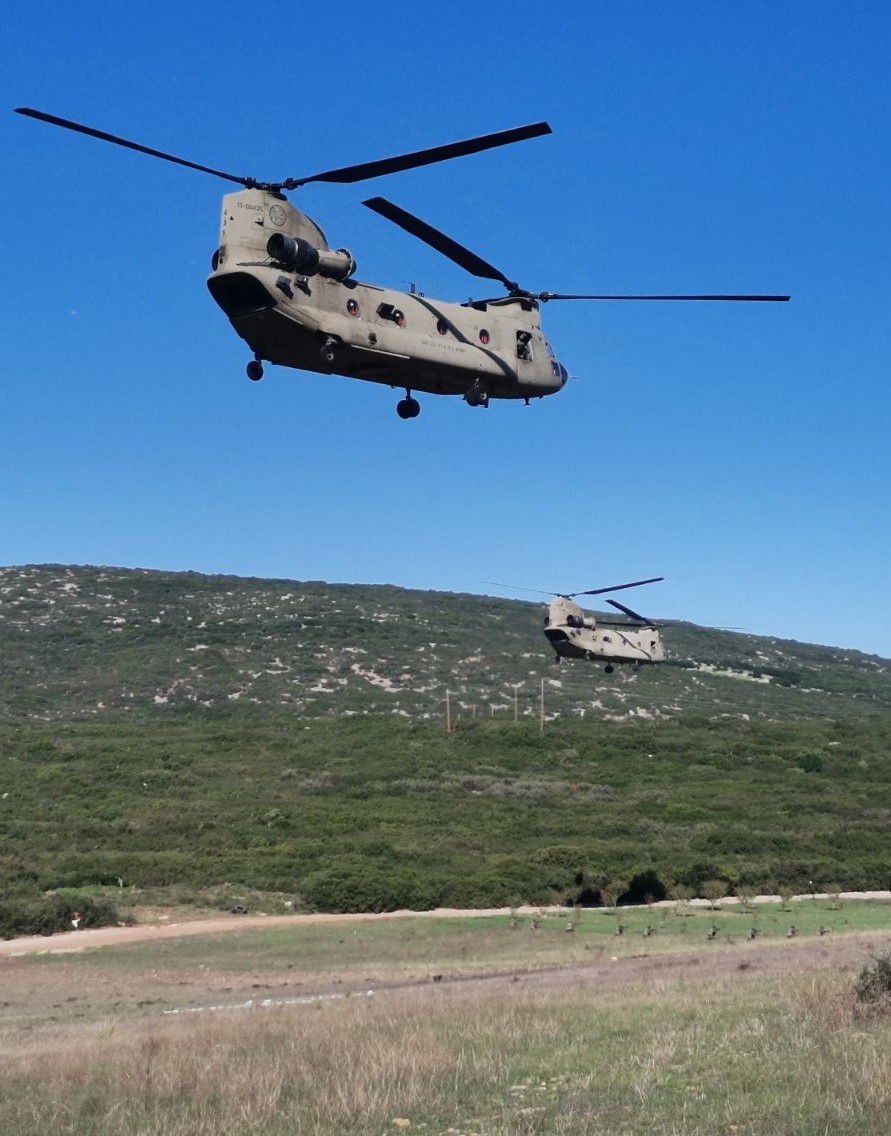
[436,318,449,335]
[347,298,360,317]
[516,331,533,361]
[602,634,612,644]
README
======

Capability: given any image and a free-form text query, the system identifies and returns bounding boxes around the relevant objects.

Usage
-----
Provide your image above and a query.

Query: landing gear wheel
[320,338,337,366]
[604,664,614,674]
[396,397,420,420]
[246,360,264,382]
[464,379,489,408]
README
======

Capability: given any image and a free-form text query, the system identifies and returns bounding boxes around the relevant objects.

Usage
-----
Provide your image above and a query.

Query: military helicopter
[542,577,667,673]
[15,108,790,419]
[491,576,666,673]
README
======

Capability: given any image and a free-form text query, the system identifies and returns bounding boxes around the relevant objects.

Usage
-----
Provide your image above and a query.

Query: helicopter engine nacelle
[266,233,356,281]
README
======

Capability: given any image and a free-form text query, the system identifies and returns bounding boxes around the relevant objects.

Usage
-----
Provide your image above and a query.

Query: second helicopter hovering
[542,577,666,674]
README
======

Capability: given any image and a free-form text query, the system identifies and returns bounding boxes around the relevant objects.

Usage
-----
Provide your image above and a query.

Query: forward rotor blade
[15,107,252,186]
[573,576,664,598]
[16,110,552,196]
[292,122,552,188]
[363,197,520,290]
[537,293,790,302]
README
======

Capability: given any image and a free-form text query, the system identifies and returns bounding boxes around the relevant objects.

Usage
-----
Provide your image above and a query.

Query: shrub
[302,865,441,914]
[701,878,729,908]
[0,894,122,939]
[855,953,891,1009]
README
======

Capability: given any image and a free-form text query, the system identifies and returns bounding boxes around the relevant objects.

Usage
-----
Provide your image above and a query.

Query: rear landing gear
[246,358,264,382]
[604,664,614,674]
[396,393,420,419]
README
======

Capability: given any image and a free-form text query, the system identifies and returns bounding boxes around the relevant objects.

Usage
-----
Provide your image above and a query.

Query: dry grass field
[3,901,891,1134]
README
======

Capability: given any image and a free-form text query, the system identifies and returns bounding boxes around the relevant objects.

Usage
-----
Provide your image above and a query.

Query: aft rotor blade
[573,576,664,598]
[15,107,252,186]
[363,197,520,290]
[292,122,552,188]
[537,292,791,302]
[606,598,653,623]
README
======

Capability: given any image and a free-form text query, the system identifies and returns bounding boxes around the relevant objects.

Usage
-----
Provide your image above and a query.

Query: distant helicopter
[491,577,666,673]
[15,108,790,419]
[543,578,666,673]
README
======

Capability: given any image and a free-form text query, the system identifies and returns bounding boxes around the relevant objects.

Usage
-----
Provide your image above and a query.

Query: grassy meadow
[3,902,891,1134]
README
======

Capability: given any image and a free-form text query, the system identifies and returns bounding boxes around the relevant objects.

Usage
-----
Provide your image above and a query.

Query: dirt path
[0,906,532,957]
[3,893,889,958]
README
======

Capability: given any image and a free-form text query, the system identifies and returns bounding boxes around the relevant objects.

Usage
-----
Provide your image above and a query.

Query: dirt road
[2,893,889,958]
[0,905,530,957]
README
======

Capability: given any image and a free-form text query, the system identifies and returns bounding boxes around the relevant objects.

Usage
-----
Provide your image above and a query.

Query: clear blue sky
[4,2,890,656]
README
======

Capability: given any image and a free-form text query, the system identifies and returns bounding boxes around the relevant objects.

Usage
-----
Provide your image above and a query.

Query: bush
[855,953,891,1008]
[302,864,441,913]
[0,894,123,939]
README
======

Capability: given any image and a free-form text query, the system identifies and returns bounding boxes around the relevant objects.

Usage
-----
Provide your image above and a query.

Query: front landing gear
[396,392,420,419]
[246,358,264,382]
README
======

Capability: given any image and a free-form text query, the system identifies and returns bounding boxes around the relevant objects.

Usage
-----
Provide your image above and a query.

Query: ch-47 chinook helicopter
[541,577,667,674]
[15,108,790,419]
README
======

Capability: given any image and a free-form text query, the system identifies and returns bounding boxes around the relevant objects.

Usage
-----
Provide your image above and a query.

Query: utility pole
[446,689,451,734]
[540,677,545,733]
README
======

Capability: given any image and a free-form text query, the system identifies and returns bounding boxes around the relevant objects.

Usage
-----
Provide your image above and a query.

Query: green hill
[2,564,890,723]
[2,565,891,913]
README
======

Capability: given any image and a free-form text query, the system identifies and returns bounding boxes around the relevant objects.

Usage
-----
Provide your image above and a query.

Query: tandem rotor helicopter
[15,108,789,419]
[544,577,666,674]
[494,576,667,674]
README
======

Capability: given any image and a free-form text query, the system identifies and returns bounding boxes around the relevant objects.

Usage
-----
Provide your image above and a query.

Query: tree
[701,878,728,910]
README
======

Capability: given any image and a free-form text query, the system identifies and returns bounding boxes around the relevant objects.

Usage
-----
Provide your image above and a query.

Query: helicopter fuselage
[207,190,569,402]
[544,595,665,671]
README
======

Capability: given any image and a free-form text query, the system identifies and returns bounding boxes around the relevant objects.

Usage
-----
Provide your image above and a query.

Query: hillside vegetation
[2,564,890,723]
[2,565,891,911]
[4,714,891,909]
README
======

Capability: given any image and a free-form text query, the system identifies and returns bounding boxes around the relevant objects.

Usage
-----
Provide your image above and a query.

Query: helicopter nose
[548,361,569,388]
